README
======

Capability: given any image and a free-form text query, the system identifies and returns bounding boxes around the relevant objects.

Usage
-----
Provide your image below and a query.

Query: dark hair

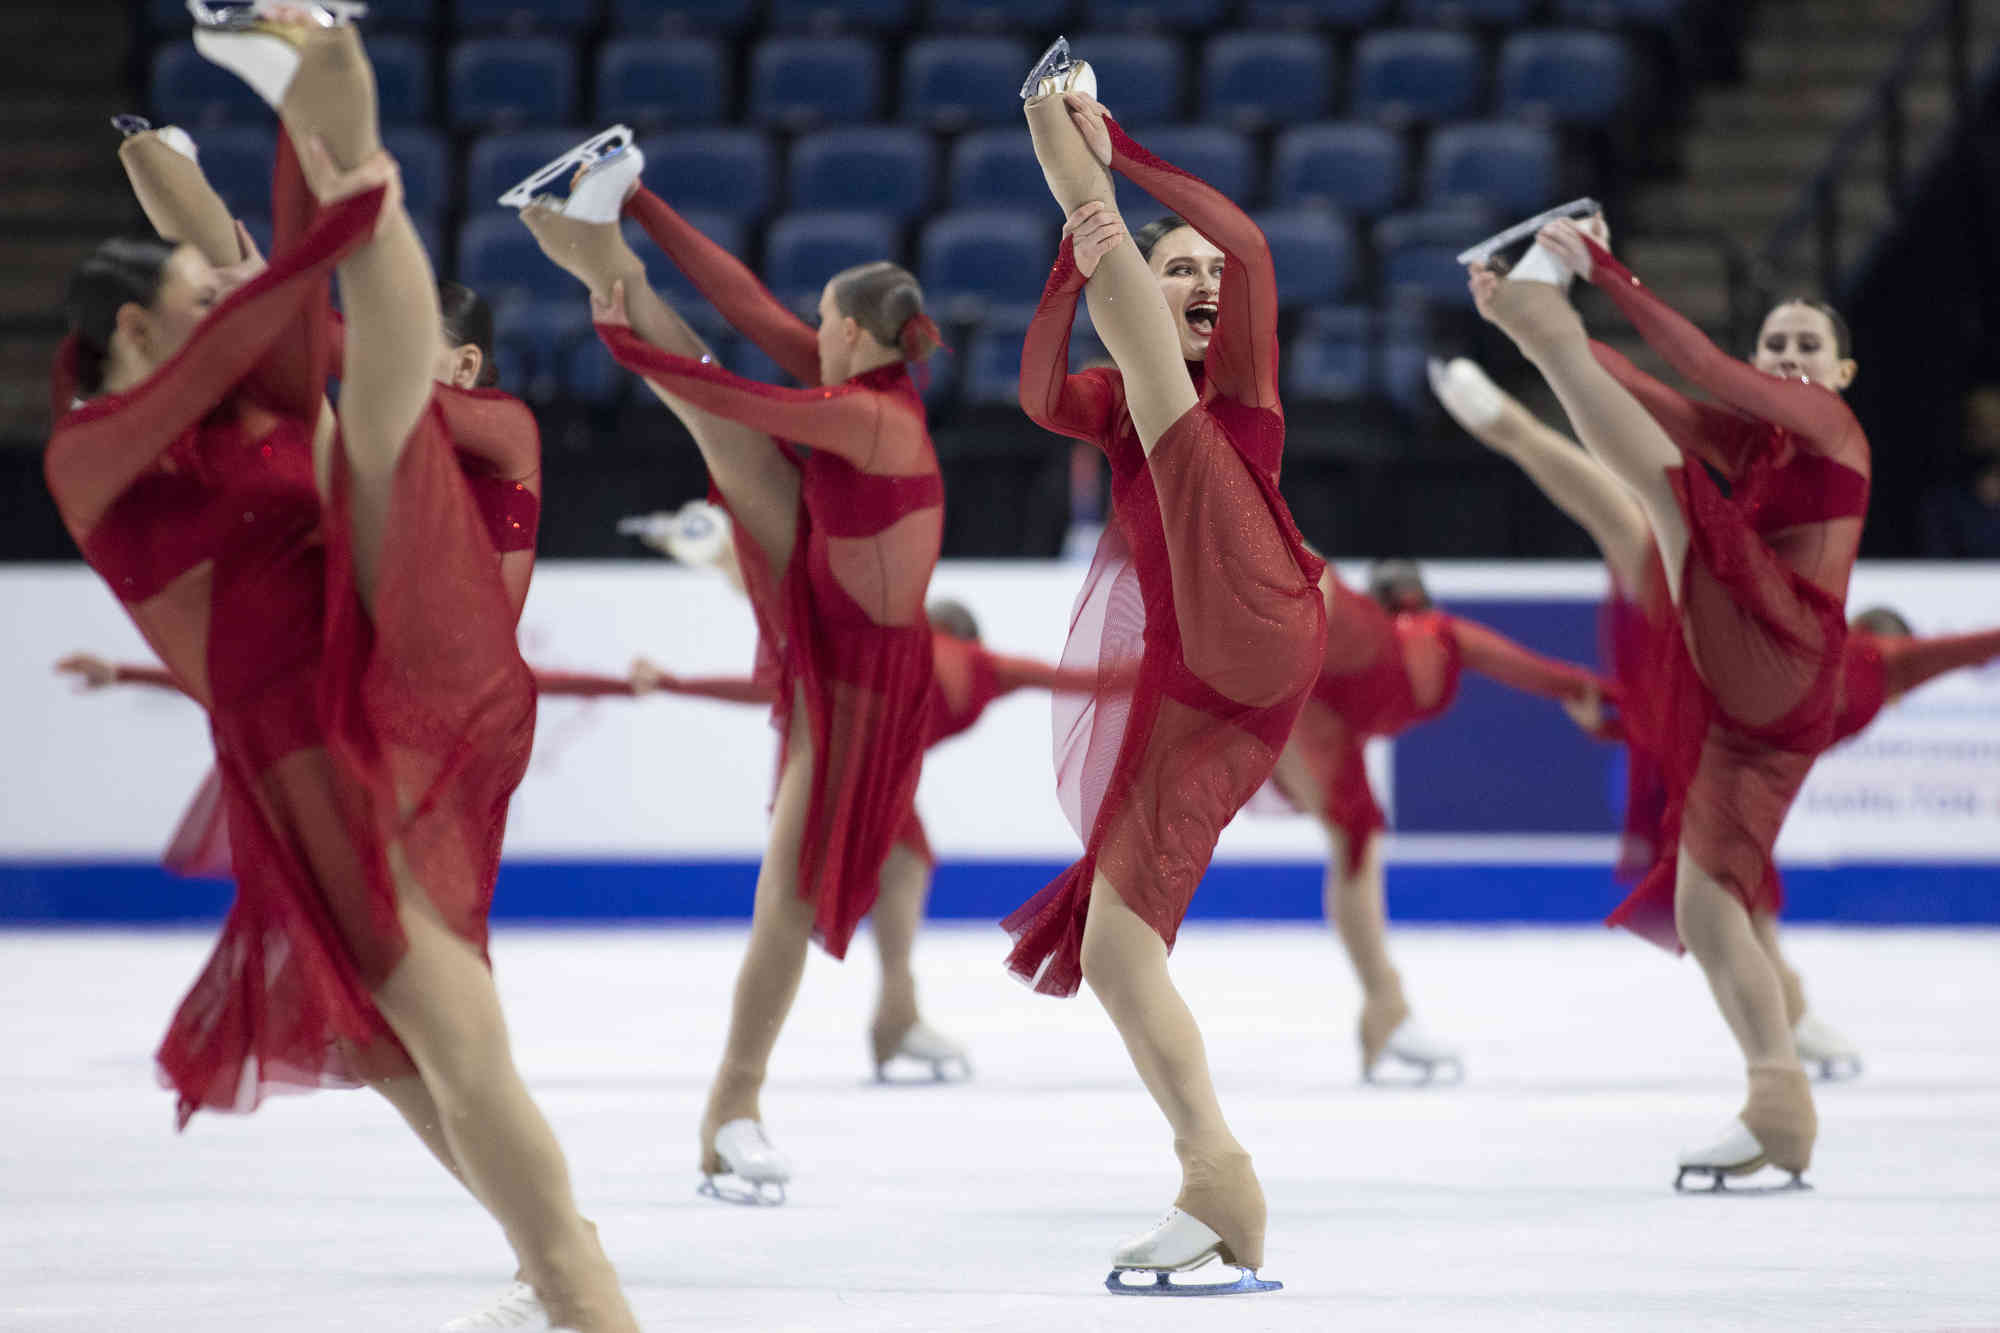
[1763,296,1853,360]
[927,598,980,642]
[830,261,941,362]
[1366,558,1432,613]
[65,236,177,396]
[1853,605,1912,638]
[438,279,499,389]
[1133,214,1192,263]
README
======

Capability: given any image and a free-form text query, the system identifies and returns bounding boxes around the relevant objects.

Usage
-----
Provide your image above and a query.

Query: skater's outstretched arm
[1880,627,2000,700]
[54,653,184,693]
[624,187,821,387]
[1105,117,1278,411]
[986,652,1106,696]
[1449,616,1606,704]
[1017,237,1120,444]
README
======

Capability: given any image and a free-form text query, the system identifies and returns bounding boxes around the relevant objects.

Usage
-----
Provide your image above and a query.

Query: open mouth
[1185,302,1217,337]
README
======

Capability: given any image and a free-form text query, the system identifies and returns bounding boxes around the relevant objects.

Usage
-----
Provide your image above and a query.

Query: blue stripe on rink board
[2,860,1997,925]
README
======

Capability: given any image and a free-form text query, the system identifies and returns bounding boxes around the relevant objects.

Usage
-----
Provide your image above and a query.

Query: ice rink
[4,921,1997,1331]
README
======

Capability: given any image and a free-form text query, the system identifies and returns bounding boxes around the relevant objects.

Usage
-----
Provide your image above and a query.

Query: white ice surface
[3,923,1997,1331]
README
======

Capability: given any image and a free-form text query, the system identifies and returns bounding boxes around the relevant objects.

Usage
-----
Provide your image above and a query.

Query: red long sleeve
[1018,236,1120,443]
[45,186,387,537]
[113,662,185,692]
[624,186,821,387]
[1584,238,1861,457]
[1448,616,1602,703]
[1590,340,1757,480]
[986,651,1102,696]
[531,669,636,698]
[1106,117,1280,410]
[595,323,928,471]
[532,668,776,704]
[1881,627,2000,700]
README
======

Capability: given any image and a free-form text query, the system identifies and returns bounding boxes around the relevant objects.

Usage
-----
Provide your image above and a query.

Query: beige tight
[118,132,242,266]
[1671,852,1800,1070]
[1080,877,1266,1269]
[868,842,931,1064]
[1751,912,1809,1027]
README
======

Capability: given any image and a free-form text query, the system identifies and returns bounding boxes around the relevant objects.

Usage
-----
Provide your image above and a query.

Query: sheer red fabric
[50,171,544,1124]
[600,195,942,957]
[1586,240,1870,921]
[1003,122,1326,996]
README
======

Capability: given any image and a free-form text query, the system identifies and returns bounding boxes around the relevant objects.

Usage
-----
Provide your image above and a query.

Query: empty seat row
[152,30,1629,131]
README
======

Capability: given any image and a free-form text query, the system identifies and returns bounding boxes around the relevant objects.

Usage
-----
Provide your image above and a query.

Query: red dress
[1003,118,1327,996]
[1830,627,2000,743]
[1273,571,1606,870]
[599,188,943,960]
[48,171,542,1125]
[1582,236,1871,944]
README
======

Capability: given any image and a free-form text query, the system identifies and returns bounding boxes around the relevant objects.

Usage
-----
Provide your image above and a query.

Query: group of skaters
[45,6,2000,1325]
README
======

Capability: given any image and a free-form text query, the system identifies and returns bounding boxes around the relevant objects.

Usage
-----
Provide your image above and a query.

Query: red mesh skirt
[1003,406,1325,996]
[1267,699,1382,875]
[156,406,535,1125]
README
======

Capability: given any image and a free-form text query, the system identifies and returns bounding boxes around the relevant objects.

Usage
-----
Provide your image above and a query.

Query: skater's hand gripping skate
[1064,201,1126,280]
[212,219,267,298]
[299,136,401,219]
[1062,92,1113,169]
[54,654,117,690]
[1536,219,1600,282]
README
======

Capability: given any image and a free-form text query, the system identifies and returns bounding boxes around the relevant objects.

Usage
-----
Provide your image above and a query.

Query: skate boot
[188,0,366,110]
[699,1117,790,1206]
[618,499,731,566]
[500,125,642,221]
[1455,197,1603,271]
[1674,1065,1816,1193]
[439,1281,548,1331]
[870,1018,972,1085]
[1020,35,1097,103]
[1365,1013,1464,1086]
[111,114,200,162]
[1428,357,1505,433]
[1793,1012,1862,1082]
[1106,1144,1279,1296]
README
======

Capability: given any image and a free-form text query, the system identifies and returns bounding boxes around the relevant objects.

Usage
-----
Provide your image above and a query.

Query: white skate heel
[1674,1118,1809,1194]
[871,1020,972,1085]
[188,0,366,111]
[112,114,199,162]
[499,126,643,222]
[1105,1209,1280,1297]
[439,1280,548,1330]
[1363,1013,1464,1086]
[617,499,731,566]
[1428,357,1505,432]
[1794,1012,1862,1082]
[1020,36,1097,103]
[699,1117,791,1206]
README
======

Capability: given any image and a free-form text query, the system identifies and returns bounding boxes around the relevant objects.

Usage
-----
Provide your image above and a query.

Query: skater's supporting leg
[1750,912,1808,1028]
[367,1071,465,1185]
[869,842,930,1065]
[1672,855,1799,1069]
[1080,875,1265,1269]
[1324,829,1413,1066]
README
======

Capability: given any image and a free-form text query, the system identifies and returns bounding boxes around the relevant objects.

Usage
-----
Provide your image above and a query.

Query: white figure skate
[112,114,200,162]
[1455,197,1603,269]
[1674,1119,1810,1194]
[188,0,366,111]
[872,1020,972,1085]
[1020,36,1097,103]
[1427,357,1505,432]
[439,1281,548,1331]
[499,126,643,222]
[1365,1016,1464,1086]
[1794,1012,1862,1082]
[699,1117,791,1206]
[1105,1209,1281,1296]
[617,499,731,566]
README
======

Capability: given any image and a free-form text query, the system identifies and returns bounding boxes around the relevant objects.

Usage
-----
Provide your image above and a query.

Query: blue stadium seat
[917,210,1053,323]
[492,299,592,402]
[1373,207,1494,308]
[901,38,1033,131]
[1202,34,1333,129]
[947,130,1044,210]
[1065,35,1182,126]
[1424,122,1557,214]
[150,41,267,126]
[788,129,935,220]
[596,38,729,126]
[727,338,798,386]
[1350,30,1482,124]
[458,214,578,304]
[640,130,779,221]
[611,0,757,30]
[1380,297,1432,410]
[769,0,914,28]
[150,0,437,25]
[1402,0,1536,23]
[764,212,902,313]
[1084,0,1228,28]
[1555,0,1686,26]
[1255,209,1356,308]
[368,36,432,126]
[620,212,744,324]
[1498,31,1630,125]
[452,0,599,31]
[1272,122,1406,218]
[927,0,1074,29]
[961,318,1029,406]
[1284,305,1374,402]
[565,333,631,404]
[749,37,883,130]
[1243,0,1391,24]
[1113,126,1255,220]
[190,127,276,217]
[465,131,594,214]
[447,39,577,128]
[385,127,449,222]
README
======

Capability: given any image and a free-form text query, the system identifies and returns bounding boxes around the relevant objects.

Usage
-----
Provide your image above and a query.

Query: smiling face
[1752,302,1855,391]
[1145,226,1225,362]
